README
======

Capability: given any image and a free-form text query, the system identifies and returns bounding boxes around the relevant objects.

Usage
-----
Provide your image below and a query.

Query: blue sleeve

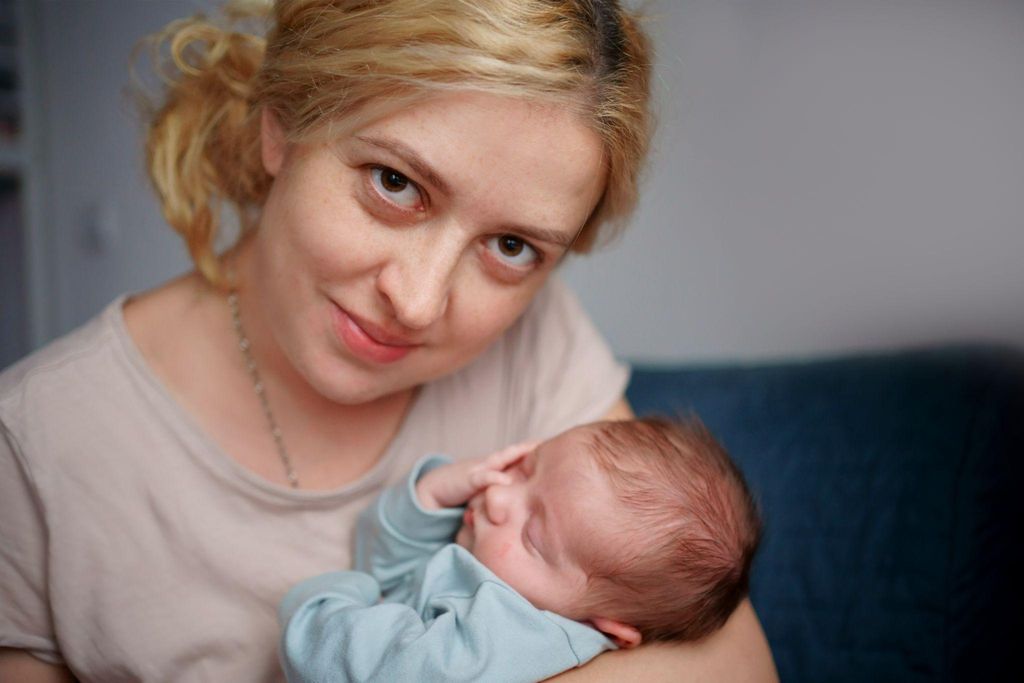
[353,455,463,596]
[279,547,613,683]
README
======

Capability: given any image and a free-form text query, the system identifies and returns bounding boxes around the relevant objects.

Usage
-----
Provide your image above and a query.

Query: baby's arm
[352,456,462,593]
[280,549,611,683]
[353,443,536,592]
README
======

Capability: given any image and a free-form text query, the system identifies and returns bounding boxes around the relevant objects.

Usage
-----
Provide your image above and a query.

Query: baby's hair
[577,416,763,642]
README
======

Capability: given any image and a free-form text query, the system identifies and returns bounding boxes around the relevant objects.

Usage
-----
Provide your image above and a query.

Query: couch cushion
[626,347,1024,682]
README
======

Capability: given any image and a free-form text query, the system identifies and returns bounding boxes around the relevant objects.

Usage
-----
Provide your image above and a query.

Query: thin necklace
[227,291,300,489]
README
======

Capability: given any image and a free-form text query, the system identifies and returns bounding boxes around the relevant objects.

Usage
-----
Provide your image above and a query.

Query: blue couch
[626,347,1024,682]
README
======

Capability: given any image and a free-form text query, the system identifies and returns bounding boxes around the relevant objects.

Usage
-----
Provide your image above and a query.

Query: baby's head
[455,417,762,647]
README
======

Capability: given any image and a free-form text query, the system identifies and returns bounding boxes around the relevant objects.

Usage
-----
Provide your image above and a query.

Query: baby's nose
[483,485,510,526]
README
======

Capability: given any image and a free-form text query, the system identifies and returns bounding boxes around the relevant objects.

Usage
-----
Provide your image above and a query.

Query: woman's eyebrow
[502,223,577,248]
[354,135,577,249]
[354,134,451,196]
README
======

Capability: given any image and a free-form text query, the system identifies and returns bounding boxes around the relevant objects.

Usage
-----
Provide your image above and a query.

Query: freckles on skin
[430,96,604,233]
[278,156,365,274]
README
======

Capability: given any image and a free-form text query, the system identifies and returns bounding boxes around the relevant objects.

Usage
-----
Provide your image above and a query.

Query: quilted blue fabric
[626,348,1024,682]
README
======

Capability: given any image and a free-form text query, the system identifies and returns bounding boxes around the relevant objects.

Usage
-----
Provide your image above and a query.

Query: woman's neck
[124,253,417,490]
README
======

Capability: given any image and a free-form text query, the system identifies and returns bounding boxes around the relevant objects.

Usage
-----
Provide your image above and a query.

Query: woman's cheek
[296,208,383,281]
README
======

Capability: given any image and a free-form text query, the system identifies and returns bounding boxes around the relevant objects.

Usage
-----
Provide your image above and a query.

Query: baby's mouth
[463,507,475,528]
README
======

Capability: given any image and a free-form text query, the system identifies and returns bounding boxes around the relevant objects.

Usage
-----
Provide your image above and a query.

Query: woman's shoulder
[0,296,128,413]
[0,297,133,493]
[0,269,206,405]
[0,287,183,466]
[0,274,220,462]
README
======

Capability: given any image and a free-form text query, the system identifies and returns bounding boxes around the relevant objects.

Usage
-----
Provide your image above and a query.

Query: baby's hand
[416,441,539,510]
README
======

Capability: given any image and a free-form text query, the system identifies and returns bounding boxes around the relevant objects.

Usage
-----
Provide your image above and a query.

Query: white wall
[32,0,194,339]
[564,0,1024,361]
[21,0,1024,363]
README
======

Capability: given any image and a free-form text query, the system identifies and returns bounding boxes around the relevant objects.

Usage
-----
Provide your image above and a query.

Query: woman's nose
[375,232,462,330]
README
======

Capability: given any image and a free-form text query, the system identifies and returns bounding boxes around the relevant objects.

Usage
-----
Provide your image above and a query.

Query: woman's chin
[298,350,416,406]
[319,378,402,406]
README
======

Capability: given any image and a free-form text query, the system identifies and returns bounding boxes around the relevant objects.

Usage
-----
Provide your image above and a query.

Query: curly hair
[139,0,654,286]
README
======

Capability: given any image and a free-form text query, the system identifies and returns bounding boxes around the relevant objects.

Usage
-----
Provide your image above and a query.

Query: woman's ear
[590,616,642,649]
[260,107,287,177]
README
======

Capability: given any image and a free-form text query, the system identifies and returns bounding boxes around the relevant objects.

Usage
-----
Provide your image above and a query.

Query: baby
[279,417,762,683]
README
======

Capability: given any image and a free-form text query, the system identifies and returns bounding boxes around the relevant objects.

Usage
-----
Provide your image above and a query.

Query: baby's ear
[590,617,642,649]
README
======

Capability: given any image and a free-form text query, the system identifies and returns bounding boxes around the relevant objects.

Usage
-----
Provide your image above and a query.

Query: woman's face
[251,92,606,404]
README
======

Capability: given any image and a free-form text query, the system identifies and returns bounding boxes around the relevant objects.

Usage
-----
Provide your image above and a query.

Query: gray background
[5,0,1023,365]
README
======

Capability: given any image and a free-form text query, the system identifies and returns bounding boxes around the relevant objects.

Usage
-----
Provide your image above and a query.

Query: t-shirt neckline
[103,293,421,505]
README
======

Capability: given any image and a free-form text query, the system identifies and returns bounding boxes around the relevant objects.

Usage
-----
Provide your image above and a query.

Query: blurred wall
[28,0,194,344]
[11,0,1024,364]
[565,0,1024,360]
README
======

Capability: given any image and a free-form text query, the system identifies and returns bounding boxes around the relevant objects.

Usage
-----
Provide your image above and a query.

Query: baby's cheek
[455,525,472,549]
[481,541,514,567]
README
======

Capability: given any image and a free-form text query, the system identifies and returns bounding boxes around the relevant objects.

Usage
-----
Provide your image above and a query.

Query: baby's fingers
[469,469,513,489]
[486,441,540,470]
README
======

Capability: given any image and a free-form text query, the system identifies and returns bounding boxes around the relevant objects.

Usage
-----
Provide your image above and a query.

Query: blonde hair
[141,0,653,286]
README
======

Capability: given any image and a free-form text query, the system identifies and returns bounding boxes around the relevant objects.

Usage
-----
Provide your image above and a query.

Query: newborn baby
[280,417,762,683]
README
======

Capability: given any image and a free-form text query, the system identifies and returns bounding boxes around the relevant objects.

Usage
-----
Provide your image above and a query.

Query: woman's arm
[548,399,779,682]
[546,599,777,682]
[0,650,76,682]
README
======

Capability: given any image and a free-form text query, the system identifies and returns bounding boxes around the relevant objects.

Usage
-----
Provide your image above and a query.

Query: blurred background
[1,0,1022,370]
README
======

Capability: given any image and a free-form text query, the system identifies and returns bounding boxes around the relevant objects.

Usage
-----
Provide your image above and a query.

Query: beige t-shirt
[0,277,628,683]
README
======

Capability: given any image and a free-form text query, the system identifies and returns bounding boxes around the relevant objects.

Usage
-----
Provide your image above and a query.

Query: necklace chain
[227,291,300,489]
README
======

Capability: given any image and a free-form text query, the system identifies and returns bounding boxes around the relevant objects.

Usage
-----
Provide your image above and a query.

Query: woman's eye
[485,235,540,268]
[370,166,422,209]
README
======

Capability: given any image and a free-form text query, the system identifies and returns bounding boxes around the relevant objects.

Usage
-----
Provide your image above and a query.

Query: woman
[0,1,776,680]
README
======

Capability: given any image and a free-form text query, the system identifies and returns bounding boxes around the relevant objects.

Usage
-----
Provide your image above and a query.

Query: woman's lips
[331,304,419,364]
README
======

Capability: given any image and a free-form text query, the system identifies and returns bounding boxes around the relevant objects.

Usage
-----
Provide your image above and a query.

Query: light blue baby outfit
[279,455,615,682]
